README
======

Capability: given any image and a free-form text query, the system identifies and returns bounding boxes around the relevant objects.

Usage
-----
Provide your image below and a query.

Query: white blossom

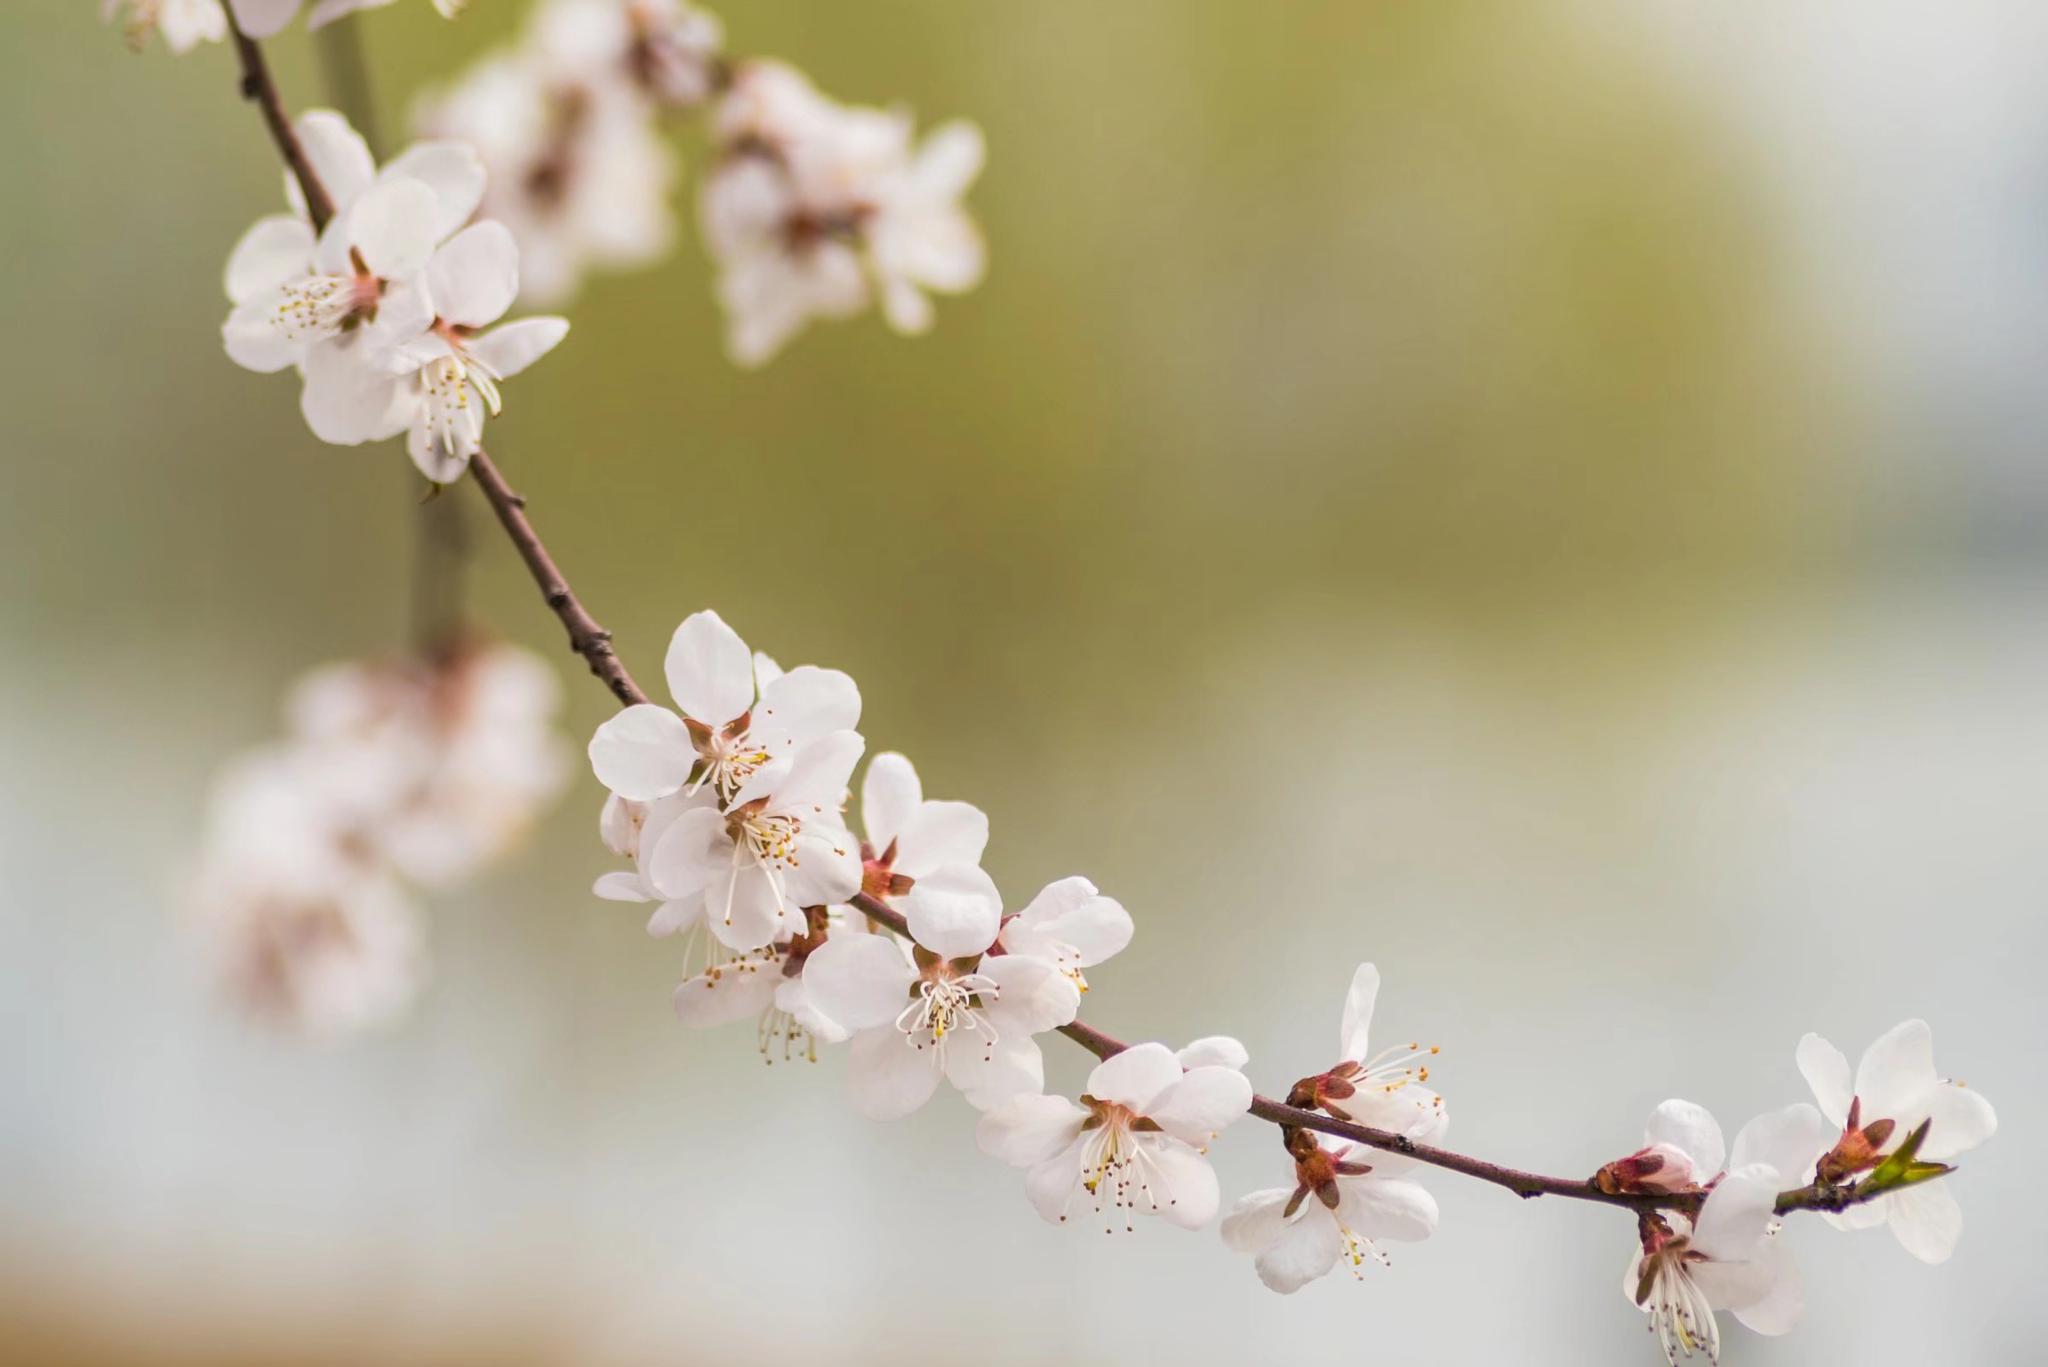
[104,0,226,53]
[1621,1100,1830,1366]
[642,731,866,952]
[587,609,860,805]
[1796,1019,1997,1264]
[286,643,572,888]
[190,749,426,1035]
[993,875,1133,991]
[414,52,677,307]
[802,903,1079,1120]
[1220,1129,1441,1292]
[701,60,985,365]
[978,1040,1252,1231]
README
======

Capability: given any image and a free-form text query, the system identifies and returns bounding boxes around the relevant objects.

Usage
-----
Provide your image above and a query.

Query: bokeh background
[5,1,2046,1362]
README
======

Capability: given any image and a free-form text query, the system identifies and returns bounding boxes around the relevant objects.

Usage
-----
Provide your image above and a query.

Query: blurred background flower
[2,1,2044,1362]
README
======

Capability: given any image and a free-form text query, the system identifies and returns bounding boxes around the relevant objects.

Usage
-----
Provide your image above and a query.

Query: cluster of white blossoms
[192,643,571,1033]
[1602,1021,1997,1365]
[128,1,2002,1354]
[413,0,718,307]
[700,59,986,365]
[121,0,987,368]
[221,109,569,482]
[581,616,1999,1363]
[416,1,986,363]
[587,612,1256,1219]
[103,0,458,52]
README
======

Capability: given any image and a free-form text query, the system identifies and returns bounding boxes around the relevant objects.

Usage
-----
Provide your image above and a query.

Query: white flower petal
[781,824,862,907]
[846,1024,941,1120]
[673,959,778,1028]
[1338,962,1380,1063]
[224,214,315,302]
[1177,1036,1250,1071]
[977,1093,1089,1167]
[755,665,862,752]
[664,609,755,723]
[1146,1066,1253,1146]
[1729,1241,1804,1336]
[1918,1081,1997,1162]
[297,340,412,444]
[465,317,569,380]
[1691,1166,1777,1262]
[348,177,439,280]
[772,729,865,813]
[1888,1178,1963,1264]
[1645,1098,1726,1178]
[592,870,646,903]
[587,703,695,800]
[860,751,921,852]
[1024,1143,1086,1225]
[896,801,990,878]
[801,933,914,1031]
[427,220,521,328]
[1337,1177,1438,1242]
[377,140,485,242]
[644,806,725,902]
[901,863,1001,959]
[290,108,377,213]
[1084,1042,1181,1111]
[946,1031,1044,1109]
[1251,1207,1343,1292]
[1220,1188,1293,1254]
[979,952,1080,1033]
[1796,1032,1854,1128]
[1728,1103,1828,1185]
[228,0,304,40]
[1147,1140,1221,1229]
[1855,1019,1939,1122]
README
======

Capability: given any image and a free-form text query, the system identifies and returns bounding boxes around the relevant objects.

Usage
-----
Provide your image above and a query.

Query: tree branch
[466,449,649,707]
[225,10,336,231]
[227,28,1919,1236]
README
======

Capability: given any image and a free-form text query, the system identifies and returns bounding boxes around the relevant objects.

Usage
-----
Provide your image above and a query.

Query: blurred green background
[4,2,2045,1363]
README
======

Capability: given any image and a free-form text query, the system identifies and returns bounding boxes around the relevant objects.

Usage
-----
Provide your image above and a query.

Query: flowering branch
[183,13,1994,1359]
[851,893,1893,1222]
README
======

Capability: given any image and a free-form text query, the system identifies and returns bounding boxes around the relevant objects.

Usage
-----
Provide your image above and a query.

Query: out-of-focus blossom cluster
[192,642,570,1034]
[220,109,569,482]
[103,0,460,51]
[415,1,985,363]
[414,0,721,306]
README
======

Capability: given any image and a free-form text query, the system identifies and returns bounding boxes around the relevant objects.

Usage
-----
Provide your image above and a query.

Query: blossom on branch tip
[1796,1019,1996,1264]
[977,1041,1252,1232]
[1621,1100,1830,1366]
[1220,1127,1441,1292]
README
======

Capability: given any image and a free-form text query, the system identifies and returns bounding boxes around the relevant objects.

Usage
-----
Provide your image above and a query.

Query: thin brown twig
[227,30,1914,1233]
[225,10,336,231]
[467,449,649,707]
